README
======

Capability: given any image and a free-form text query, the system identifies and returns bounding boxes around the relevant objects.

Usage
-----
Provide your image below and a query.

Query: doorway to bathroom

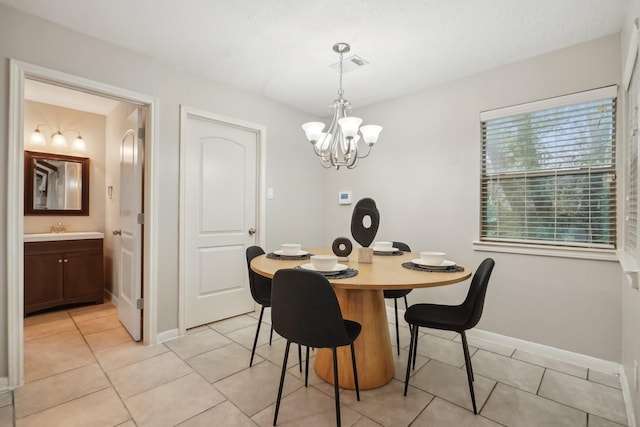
[7,60,159,388]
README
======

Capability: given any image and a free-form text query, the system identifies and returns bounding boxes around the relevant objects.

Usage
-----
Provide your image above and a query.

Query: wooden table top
[250,248,472,291]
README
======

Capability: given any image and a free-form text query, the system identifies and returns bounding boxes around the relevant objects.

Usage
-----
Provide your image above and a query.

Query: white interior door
[182,109,257,328]
[117,108,144,340]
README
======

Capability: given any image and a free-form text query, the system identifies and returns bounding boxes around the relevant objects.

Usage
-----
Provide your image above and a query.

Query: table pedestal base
[314,288,394,389]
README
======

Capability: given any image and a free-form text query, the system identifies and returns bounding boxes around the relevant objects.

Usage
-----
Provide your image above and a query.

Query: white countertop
[24,232,105,242]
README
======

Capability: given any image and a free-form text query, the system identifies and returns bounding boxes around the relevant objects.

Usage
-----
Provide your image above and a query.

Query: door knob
[112,230,122,236]
[248,228,256,236]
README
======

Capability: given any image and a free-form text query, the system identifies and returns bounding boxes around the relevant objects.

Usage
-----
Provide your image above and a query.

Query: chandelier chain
[338,51,344,98]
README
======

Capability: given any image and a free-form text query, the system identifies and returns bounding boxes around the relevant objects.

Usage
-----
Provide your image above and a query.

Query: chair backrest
[271,268,352,348]
[460,258,495,330]
[246,246,272,306]
[392,241,411,252]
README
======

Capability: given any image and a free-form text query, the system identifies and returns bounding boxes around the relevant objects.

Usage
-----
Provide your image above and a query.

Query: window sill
[617,250,639,273]
[472,240,618,261]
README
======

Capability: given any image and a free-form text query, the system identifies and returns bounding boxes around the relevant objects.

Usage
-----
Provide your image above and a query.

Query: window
[480,87,617,250]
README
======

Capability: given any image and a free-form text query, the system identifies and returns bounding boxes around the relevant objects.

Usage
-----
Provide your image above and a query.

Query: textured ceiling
[1,0,629,116]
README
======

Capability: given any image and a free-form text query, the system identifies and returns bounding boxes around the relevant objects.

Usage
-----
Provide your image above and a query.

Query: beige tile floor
[0,302,629,426]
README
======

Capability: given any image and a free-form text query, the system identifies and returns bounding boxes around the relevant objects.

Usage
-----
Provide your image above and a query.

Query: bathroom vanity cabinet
[24,235,104,315]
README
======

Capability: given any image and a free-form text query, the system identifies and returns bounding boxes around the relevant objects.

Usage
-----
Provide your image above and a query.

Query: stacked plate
[373,246,399,253]
[411,258,457,270]
[273,249,309,257]
[300,263,348,275]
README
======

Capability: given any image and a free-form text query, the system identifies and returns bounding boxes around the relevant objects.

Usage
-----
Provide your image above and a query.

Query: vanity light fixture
[302,42,382,169]
[30,124,87,151]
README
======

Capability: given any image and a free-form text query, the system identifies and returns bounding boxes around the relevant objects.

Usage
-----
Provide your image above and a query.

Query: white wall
[0,4,326,378]
[322,34,623,362]
[23,100,106,234]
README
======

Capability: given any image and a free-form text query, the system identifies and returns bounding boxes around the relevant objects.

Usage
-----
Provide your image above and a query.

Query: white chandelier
[302,43,382,169]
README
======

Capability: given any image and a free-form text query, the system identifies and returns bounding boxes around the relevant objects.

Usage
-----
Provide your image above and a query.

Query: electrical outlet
[266,187,274,200]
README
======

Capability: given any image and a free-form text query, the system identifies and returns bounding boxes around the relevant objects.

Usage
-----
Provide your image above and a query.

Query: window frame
[473,86,618,261]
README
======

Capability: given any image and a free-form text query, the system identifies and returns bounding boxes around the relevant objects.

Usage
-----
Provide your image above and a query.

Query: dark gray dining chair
[383,241,412,355]
[271,268,361,427]
[245,246,302,369]
[403,258,495,414]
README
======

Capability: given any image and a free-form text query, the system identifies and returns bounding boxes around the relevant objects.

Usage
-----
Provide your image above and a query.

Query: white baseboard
[155,328,180,343]
[387,305,620,372]
[467,329,620,374]
[388,305,635,426]
[620,369,637,427]
[105,289,118,307]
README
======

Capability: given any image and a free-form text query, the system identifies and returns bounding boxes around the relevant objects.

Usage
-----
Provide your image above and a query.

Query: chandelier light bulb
[302,122,325,143]
[337,117,362,139]
[360,125,383,145]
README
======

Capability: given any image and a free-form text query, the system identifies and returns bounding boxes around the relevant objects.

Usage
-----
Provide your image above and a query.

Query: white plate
[411,259,456,268]
[274,249,309,256]
[373,247,399,252]
[300,263,348,274]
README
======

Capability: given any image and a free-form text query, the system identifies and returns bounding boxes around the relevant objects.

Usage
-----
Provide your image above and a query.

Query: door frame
[177,105,266,334]
[7,59,160,388]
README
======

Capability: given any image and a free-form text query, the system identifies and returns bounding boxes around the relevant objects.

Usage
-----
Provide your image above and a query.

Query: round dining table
[250,248,472,390]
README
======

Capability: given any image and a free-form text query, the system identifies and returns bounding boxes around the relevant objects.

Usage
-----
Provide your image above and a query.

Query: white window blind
[480,87,617,249]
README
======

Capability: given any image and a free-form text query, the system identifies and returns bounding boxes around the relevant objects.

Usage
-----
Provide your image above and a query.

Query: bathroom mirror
[24,151,90,216]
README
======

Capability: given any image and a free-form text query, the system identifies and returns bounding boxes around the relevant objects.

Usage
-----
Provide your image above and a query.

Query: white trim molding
[623,17,640,90]
[473,240,618,261]
[8,60,160,388]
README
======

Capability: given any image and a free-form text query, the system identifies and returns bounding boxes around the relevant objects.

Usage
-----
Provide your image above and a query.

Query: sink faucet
[50,222,67,233]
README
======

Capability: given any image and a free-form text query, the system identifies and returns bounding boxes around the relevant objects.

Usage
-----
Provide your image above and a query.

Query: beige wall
[0,4,326,378]
[0,1,635,394]
[323,34,623,362]
[23,100,106,234]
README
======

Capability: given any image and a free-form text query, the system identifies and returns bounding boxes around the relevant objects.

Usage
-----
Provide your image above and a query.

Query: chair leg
[269,324,274,345]
[273,340,291,426]
[404,295,411,335]
[332,347,342,427]
[461,331,474,381]
[412,326,419,370]
[460,332,477,414]
[404,323,418,396]
[250,306,265,367]
[394,299,400,355]
[305,346,310,387]
[350,342,360,401]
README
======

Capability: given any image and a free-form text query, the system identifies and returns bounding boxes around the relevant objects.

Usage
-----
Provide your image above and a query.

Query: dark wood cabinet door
[24,253,64,306]
[24,238,104,315]
[63,251,104,299]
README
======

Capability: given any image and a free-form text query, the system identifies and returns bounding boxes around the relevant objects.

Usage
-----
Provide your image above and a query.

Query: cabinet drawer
[25,238,102,256]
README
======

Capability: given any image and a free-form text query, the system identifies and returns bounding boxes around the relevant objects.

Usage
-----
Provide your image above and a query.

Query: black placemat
[295,266,358,279]
[402,262,465,273]
[373,250,404,256]
[267,252,312,260]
